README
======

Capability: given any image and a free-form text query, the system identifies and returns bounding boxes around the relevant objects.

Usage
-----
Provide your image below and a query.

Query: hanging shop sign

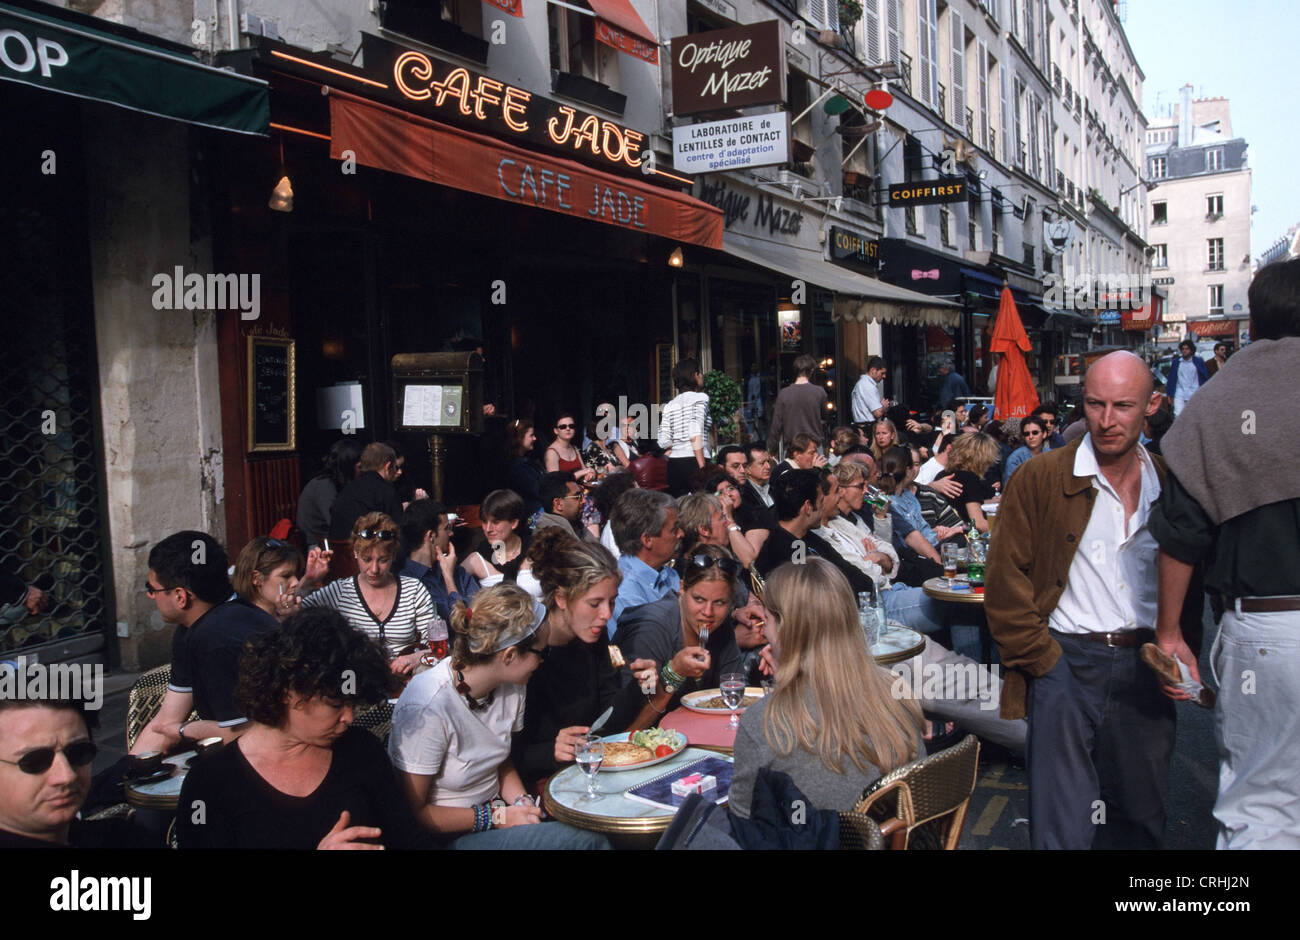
[1044,217,1073,254]
[670,20,786,116]
[695,176,807,243]
[887,179,967,206]
[828,227,880,271]
[350,34,646,177]
[482,0,524,16]
[672,112,789,173]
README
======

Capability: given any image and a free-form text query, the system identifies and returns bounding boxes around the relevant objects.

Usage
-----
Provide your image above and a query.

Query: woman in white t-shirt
[388,584,609,849]
[657,357,712,497]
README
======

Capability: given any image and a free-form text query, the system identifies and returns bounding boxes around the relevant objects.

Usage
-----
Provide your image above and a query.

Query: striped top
[302,575,435,658]
[657,390,712,459]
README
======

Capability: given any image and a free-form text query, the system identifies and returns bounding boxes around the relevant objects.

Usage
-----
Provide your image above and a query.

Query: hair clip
[465,607,473,621]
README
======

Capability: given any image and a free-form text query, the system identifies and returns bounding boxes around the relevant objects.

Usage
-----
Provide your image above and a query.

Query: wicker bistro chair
[126,664,201,751]
[837,811,886,850]
[852,734,981,850]
[353,700,394,747]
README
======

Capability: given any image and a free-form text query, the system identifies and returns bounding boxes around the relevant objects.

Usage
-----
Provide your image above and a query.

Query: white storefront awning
[719,231,962,328]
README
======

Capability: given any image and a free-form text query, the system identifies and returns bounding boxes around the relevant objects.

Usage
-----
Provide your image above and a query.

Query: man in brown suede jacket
[985,351,1203,850]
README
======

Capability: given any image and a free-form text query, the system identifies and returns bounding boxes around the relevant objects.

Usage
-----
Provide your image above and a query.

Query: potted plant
[839,0,863,26]
[703,370,743,445]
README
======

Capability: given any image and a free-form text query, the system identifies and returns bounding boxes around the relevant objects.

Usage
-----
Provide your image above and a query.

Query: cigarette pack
[671,773,718,797]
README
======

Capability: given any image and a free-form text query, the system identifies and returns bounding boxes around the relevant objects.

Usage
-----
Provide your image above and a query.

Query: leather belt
[1231,596,1300,614]
[1059,628,1155,648]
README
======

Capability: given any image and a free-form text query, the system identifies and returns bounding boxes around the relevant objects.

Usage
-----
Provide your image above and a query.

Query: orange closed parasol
[990,285,1040,420]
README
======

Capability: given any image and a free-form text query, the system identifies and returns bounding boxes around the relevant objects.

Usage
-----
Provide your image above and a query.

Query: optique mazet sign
[670,20,787,117]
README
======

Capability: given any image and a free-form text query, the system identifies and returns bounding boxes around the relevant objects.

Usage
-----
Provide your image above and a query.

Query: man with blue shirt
[1165,340,1208,416]
[607,489,681,637]
[399,500,478,622]
[936,359,972,410]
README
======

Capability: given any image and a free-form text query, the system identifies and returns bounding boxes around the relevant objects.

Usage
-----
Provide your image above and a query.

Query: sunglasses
[143,581,165,596]
[560,492,584,501]
[263,537,289,549]
[355,529,397,541]
[686,554,740,577]
[513,639,550,660]
[556,423,576,430]
[0,741,97,775]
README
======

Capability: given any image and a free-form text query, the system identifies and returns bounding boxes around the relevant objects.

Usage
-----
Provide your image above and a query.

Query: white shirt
[915,456,945,486]
[746,479,773,508]
[388,659,526,807]
[601,520,621,558]
[657,390,712,459]
[1176,358,1198,399]
[851,374,884,423]
[1049,434,1161,636]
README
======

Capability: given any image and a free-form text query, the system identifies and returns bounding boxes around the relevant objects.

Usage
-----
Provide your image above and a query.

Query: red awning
[1188,319,1238,337]
[327,89,721,249]
[586,0,659,63]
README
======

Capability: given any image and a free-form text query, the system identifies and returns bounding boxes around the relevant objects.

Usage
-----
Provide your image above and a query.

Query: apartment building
[1144,85,1252,348]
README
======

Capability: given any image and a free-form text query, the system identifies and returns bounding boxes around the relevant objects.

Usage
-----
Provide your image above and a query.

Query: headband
[487,600,547,653]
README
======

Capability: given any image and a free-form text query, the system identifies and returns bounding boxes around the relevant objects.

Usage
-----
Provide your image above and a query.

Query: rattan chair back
[837,811,886,850]
[126,665,174,750]
[854,733,981,849]
[354,700,394,746]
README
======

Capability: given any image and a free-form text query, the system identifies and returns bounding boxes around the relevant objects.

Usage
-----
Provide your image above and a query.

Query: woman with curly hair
[389,583,608,848]
[176,607,432,849]
[729,558,923,818]
[932,432,999,533]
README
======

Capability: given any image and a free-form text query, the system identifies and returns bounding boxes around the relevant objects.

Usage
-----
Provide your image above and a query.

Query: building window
[1206,147,1223,171]
[1207,193,1223,218]
[1152,201,1167,225]
[1153,244,1167,268]
[1209,284,1224,316]
[1207,238,1225,271]
[1150,156,1166,179]
[939,206,953,246]
[548,3,611,86]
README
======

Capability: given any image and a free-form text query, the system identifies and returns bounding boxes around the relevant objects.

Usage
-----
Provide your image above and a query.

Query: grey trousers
[1026,632,1176,850]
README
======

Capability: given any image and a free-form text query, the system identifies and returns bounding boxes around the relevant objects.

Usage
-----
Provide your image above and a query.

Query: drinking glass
[720,673,746,730]
[574,734,604,802]
[941,543,959,588]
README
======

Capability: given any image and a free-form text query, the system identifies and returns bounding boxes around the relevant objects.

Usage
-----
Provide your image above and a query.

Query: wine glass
[720,672,746,730]
[941,543,959,589]
[574,734,604,802]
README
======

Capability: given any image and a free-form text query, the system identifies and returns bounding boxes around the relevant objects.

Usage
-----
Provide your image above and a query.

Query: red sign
[482,0,524,15]
[1188,319,1238,337]
[864,89,894,111]
[596,19,659,64]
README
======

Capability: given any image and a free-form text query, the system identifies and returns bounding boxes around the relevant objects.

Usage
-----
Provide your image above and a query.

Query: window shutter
[978,39,989,149]
[865,0,882,64]
[950,10,965,129]
[1000,62,1011,164]
[886,0,900,66]
[807,0,829,31]
[918,0,938,109]
[1014,76,1024,167]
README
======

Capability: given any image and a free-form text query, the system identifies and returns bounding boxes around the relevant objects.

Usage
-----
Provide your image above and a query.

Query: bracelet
[472,802,494,832]
[644,692,667,715]
[661,662,685,691]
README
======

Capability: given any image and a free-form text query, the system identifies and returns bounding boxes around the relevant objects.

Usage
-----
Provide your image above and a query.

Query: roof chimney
[1178,83,1193,147]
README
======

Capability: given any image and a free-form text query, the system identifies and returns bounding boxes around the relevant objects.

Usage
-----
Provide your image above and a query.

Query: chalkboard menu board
[247,337,296,452]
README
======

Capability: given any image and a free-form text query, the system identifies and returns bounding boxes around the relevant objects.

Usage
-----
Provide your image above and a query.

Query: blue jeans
[447,821,611,850]
[883,585,988,661]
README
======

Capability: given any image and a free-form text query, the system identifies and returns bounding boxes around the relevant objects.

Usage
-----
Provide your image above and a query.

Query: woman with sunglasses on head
[389,583,609,849]
[1002,414,1051,487]
[298,512,434,676]
[232,535,317,622]
[177,607,436,850]
[729,558,923,820]
[611,544,747,712]
[543,412,596,483]
[511,529,671,788]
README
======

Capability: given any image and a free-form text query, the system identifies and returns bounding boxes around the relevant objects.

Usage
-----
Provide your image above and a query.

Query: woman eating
[932,433,999,533]
[299,512,434,675]
[1002,414,1050,487]
[177,607,434,849]
[388,583,608,849]
[729,558,923,818]
[657,358,712,496]
[543,412,595,482]
[511,529,676,787]
[610,544,747,710]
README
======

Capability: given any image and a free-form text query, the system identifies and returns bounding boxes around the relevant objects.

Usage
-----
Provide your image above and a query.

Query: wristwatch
[727,524,742,534]
[177,720,194,742]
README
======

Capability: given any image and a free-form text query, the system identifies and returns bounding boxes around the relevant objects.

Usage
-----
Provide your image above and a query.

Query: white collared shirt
[1049,434,1161,636]
[851,375,884,423]
[747,479,773,507]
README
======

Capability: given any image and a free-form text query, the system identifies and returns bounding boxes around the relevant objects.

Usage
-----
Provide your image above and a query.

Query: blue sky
[1122,0,1298,258]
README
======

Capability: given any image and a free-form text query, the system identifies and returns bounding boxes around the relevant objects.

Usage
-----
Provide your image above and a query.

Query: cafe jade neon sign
[388,46,644,172]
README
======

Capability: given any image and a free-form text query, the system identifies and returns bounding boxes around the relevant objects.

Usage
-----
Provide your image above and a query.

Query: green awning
[0,2,268,135]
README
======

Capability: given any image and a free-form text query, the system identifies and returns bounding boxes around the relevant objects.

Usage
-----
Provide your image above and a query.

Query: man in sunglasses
[132,531,276,755]
[535,472,597,543]
[1031,403,1066,450]
[0,697,149,847]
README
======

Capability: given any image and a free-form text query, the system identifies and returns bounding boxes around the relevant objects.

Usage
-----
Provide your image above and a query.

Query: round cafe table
[124,753,189,812]
[922,575,985,605]
[543,746,731,839]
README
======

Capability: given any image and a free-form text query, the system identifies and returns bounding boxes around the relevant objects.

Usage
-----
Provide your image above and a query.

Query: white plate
[594,730,687,773]
[680,686,766,716]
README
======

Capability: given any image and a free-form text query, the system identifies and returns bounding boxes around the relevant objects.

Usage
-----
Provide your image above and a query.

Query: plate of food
[680,687,766,715]
[595,729,687,772]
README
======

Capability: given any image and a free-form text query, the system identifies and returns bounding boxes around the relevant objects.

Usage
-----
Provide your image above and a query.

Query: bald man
[985,351,1204,849]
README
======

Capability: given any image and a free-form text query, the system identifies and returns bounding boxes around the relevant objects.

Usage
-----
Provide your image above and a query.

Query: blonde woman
[729,558,924,818]
[389,583,608,849]
[869,418,899,465]
[932,433,1000,533]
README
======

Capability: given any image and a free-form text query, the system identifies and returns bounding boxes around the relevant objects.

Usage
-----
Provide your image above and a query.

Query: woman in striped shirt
[657,357,711,497]
[300,512,435,675]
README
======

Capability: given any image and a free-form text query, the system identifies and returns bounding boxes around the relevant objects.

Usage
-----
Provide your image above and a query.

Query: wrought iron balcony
[966,107,975,141]
[937,81,946,118]
[899,52,912,96]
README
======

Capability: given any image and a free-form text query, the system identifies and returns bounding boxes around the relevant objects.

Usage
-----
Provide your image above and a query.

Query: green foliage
[839,0,863,26]
[703,370,743,443]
